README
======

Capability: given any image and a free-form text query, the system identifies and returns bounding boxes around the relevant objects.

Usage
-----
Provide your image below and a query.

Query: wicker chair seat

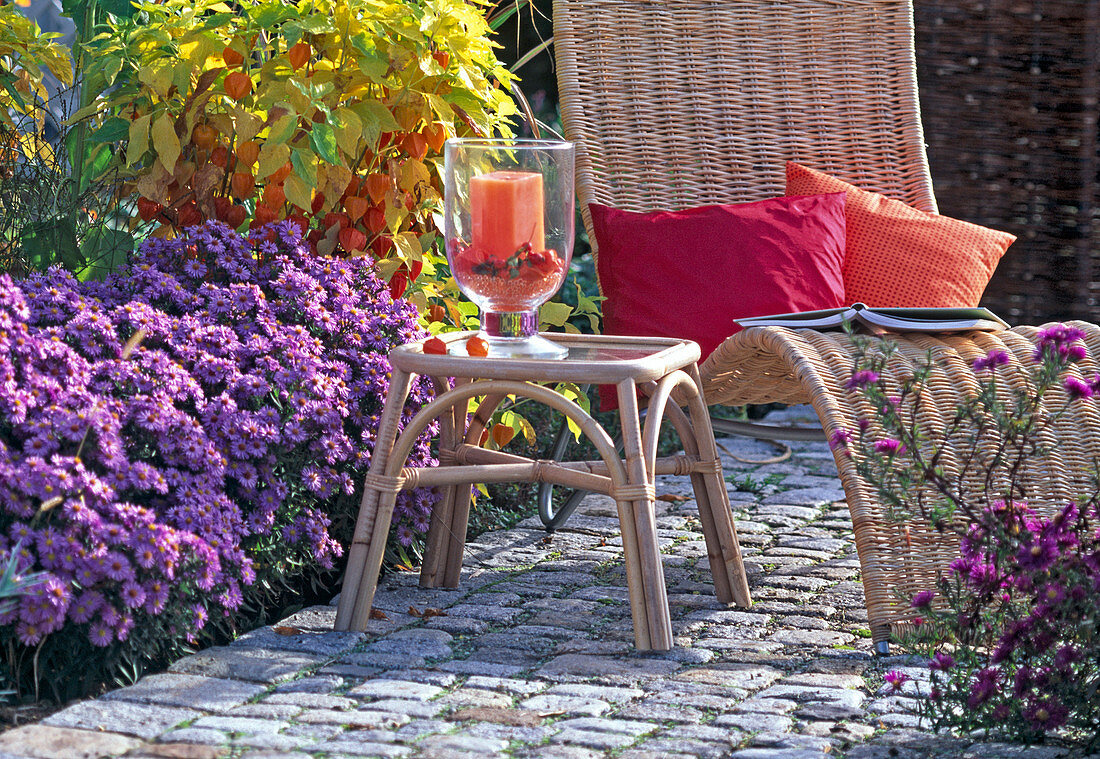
[701,322,1100,640]
[552,0,1100,646]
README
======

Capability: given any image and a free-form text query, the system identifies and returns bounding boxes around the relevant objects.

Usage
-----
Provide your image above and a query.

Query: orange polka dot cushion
[786,162,1015,307]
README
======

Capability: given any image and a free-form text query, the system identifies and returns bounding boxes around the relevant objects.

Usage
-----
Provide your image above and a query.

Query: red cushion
[591,193,847,361]
[590,193,847,410]
[786,162,1015,307]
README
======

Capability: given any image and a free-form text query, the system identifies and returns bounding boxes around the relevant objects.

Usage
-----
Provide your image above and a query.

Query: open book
[735,303,1010,333]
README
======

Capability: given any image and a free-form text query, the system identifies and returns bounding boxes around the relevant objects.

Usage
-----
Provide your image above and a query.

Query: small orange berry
[465,336,489,357]
[423,337,447,355]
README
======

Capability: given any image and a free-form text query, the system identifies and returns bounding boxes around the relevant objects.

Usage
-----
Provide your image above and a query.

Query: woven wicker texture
[701,322,1100,635]
[553,0,937,275]
[914,1,1100,324]
[552,0,1100,642]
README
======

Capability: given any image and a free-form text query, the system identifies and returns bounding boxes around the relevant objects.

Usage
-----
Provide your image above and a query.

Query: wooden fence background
[915,0,1100,324]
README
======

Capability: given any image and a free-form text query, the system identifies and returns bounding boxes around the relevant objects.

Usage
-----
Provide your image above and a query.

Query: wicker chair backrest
[553,0,937,265]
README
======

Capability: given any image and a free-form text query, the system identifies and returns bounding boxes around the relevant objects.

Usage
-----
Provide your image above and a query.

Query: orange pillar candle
[470,171,545,260]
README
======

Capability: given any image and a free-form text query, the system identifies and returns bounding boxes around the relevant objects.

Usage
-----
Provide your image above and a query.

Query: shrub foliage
[0,222,435,698]
[840,325,1100,748]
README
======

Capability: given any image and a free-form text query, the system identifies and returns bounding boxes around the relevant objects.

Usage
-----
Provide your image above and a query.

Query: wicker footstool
[334,331,751,651]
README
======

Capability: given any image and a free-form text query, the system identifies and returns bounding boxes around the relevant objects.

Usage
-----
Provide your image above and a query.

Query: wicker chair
[553,0,1100,649]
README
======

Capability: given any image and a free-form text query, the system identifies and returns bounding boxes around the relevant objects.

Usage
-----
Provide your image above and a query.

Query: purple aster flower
[88,622,113,647]
[120,580,146,609]
[1064,375,1093,400]
[972,349,1010,371]
[0,221,440,678]
[1024,698,1069,732]
[845,370,879,390]
[911,590,936,608]
[873,438,906,455]
[1016,535,1060,573]
[396,524,416,547]
[828,429,852,452]
[1034,324,1088,362]
[967,668,999,709]
[929,651,955,671]
[883,670,909,692]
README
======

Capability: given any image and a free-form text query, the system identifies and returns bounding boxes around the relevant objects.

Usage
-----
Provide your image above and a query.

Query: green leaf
[290,147,317,186]
[60,0,90,21]
[78,228,133,280]
[418,230,438,252]
[251,2,298,29]
[102,54,125,87]
[290,77,333,103]
[297,12,334,33]
[348,101,399,133]
[201,11,235,29]
[0,77,26,113]
[308,122,339,165]
[351,37,389,79]
[20,218,81,273]
[539,301,573,328]
[98,0,138,19]
[87,143,113,183]
[267,112,298,145]
[90,117,130,144]
[487,0,530,30]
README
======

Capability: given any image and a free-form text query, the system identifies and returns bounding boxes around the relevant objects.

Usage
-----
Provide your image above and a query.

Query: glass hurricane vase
[444,138,575,359]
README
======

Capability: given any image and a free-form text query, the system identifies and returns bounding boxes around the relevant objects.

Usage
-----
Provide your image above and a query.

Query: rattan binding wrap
[702,323,1100,637]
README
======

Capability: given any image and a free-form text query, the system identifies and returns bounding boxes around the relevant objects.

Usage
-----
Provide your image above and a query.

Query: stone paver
[0,408,1072,758]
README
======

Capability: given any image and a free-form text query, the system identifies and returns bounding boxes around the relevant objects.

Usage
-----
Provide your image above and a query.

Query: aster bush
[838,325,1100,748]
[0,221,436,699]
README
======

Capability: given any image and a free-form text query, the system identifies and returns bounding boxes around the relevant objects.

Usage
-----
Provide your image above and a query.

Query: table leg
[422,385,501,589]
[335,369,414,631]
[685,364,752,608]
[617,379,674,651]
[421,377,465,589]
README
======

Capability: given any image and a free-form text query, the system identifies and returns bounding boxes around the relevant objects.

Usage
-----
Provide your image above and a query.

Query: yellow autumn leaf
[179,33,217,65]
[284,172,313,212]
[384,202,407,234]
[266,112,298,145]
[375,257,403,280]
[393,231,422,263]
[233,108,265,144]
[398,159,430,192]
[138,61,175,99]
[256,141,290,181]
[135,163,172,206]
[151,113,181,174]
[320,164,352,207]
[126,114,151,166]
[540,301,573,328]
[408,290,428,313]
[333,107,362,156]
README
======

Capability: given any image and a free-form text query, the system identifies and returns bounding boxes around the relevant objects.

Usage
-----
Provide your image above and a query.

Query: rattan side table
[333,331,752,651]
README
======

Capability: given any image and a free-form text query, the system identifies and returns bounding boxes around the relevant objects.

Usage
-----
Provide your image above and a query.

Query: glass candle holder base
[481,310,567,359]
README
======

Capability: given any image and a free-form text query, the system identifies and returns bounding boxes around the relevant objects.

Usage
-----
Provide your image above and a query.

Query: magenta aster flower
[845,370,879,390]
[883,670,910,692]
[972,349,1010,371]
[873,438,907,455]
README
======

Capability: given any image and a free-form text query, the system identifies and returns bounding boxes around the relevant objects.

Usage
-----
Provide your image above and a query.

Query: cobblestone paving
[0,409,1089,758]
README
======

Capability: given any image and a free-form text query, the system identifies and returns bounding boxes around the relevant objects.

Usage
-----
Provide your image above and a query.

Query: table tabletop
[390,332,701,385]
